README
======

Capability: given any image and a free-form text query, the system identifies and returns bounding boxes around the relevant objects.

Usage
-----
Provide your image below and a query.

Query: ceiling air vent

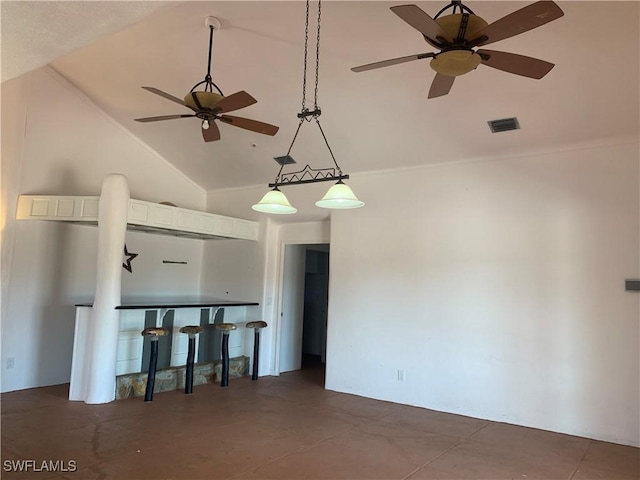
[274,155,296,166]
[488,117,520,133]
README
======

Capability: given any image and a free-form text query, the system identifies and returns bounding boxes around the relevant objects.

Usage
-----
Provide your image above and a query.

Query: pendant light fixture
[252,0,363,214]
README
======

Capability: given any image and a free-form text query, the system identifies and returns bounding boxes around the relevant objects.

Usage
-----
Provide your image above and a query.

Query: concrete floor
[1,367,638,479]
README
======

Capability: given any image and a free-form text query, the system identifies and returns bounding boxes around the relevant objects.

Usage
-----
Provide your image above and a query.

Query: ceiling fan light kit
[134,16,279,142]
[351,0,564,98]
[252,0,364,215]
[430,50,481,77]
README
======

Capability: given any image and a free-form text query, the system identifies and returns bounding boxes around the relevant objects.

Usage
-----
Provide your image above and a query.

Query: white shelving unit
[16,195,259,241]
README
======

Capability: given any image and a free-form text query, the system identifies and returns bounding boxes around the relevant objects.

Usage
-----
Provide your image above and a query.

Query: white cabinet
[16,195,259,241]
[16,195,99,222]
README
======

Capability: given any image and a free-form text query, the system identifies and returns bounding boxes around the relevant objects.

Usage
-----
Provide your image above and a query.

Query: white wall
[1,67,207,392]
[204,139,639,446]
[326,141,639,447]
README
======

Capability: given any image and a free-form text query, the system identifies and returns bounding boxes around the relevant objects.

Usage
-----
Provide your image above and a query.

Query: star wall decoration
[122,244,138,273]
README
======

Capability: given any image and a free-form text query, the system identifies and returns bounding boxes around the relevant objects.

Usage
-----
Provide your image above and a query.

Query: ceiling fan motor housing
[426,13,488,77]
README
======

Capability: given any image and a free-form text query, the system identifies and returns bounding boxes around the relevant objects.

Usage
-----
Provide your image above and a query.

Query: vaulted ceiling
[3,1,639,191]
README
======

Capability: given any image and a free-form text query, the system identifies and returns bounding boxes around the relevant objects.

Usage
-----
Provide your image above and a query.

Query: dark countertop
[75,297,259,309]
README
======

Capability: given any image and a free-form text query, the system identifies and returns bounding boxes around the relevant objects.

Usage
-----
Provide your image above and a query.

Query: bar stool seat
[215,323,238,332]
[179,326,203,395]
[141,327,169,402]
[179,325,203,336]
[246,321,268,381]
[142,327,169,338]
[215,323,237,387]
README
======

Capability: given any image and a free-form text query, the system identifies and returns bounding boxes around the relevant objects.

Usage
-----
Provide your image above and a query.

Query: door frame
[273,239,330,376]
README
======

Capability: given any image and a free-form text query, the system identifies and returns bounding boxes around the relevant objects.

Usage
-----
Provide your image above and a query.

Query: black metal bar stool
[246,321,268,381]
[141,327,169,402]
[215,323,237,387]
[179,325,203,394]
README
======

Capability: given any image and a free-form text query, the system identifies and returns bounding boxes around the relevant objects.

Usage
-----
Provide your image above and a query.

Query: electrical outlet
[397,369,405,381]
[6,358,15,369]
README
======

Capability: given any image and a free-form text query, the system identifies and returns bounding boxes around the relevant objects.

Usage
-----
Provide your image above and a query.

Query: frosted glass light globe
[315,181,364,209]
[252,188,297,214]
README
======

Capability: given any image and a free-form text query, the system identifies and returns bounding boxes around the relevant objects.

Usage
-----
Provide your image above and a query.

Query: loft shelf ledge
[75,297,260,309]
[16,195,258,241]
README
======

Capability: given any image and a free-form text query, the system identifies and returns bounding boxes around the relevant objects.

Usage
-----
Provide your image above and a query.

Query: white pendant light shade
[252,188,297,214]
[315,181,364,209]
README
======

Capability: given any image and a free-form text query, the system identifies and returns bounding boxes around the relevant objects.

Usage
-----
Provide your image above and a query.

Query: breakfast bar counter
[69,297,259,401]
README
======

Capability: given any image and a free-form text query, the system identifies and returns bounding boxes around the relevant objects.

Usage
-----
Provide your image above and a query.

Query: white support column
[81,174,130,404]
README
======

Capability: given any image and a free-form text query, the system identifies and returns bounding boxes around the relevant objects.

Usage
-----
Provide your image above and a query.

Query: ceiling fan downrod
[189,17,224,96]
[433,0,476,20]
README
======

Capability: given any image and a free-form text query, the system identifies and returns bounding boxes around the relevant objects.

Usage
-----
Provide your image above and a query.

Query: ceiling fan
[135,17,279,142]
[351,1,564,98]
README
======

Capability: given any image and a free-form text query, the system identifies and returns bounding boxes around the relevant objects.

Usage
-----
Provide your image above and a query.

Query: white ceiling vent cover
[488,117,520,133]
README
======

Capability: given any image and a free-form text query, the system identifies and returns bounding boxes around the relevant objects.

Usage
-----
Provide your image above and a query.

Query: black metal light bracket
[266,0,353,191]
[298,108,322,119]
[270,164,349,188]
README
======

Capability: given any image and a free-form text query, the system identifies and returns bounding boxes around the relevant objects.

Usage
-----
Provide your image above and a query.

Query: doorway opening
[278,243,329,383]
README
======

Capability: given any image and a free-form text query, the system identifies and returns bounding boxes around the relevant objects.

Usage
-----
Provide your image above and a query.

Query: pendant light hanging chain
[313,0,321,110]
[301,0,310,111]
[254,1,363,212]
[312,0,341,173]
[275,0,341,184]
[300,0,322,117]
[274,0,316,184]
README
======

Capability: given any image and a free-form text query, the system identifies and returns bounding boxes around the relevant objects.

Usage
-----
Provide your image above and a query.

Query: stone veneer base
[116,356,249,400]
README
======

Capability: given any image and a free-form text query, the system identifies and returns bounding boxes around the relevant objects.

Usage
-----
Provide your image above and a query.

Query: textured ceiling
[0,1,178,82]
[3,1,639,193]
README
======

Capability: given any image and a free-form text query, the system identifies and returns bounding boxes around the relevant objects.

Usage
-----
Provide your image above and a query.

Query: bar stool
[141,327,169,402]
[215,323,237,387]
[246,321,268,380]
[179,325,203,394]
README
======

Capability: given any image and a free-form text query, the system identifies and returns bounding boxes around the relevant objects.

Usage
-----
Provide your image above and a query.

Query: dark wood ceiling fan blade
[141,87,190,108]
[211,91,258,114]
[352,53,435,72]
[428,73,455,99]
[473,1,564,46]
[134,114,196,122]
[202,122,221,142]
[391,5,453,43]
[218,115,279,136]
[477,49,555,79]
